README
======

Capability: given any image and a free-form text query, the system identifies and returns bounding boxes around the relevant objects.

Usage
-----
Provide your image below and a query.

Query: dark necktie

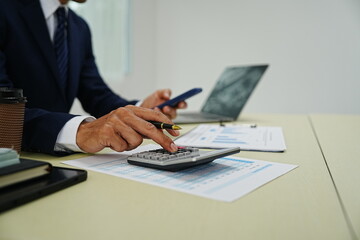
[54,7,68,88]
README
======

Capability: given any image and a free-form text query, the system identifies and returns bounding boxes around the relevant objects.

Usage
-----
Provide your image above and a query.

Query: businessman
[0,0,186,155]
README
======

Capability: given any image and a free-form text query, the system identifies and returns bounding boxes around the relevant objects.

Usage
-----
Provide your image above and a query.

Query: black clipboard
[0,166,87,213]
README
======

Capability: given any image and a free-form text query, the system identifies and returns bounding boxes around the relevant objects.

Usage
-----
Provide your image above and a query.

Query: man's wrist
[54,116,96,153]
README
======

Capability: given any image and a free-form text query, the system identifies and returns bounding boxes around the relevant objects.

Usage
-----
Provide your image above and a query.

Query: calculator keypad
[127,146,240,171]
[129,147,200,163]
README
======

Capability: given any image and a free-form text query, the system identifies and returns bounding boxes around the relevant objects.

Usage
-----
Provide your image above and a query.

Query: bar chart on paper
[175,124,286,152]
[63,144,296,202]
[212,127,249,145]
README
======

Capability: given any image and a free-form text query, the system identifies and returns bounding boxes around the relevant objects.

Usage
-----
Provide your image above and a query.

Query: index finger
[127,105,177,127]
[122,106,179,152]
[138,106,180,136]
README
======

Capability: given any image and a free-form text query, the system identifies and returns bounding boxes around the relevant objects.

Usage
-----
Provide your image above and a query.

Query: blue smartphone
[156,88,202,109]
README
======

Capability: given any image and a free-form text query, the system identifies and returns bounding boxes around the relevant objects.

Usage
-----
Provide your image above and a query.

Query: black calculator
[127,147,240,171]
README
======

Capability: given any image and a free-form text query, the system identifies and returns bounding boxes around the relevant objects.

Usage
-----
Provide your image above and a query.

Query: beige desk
[0,114,354,240]
[310,114,360,240]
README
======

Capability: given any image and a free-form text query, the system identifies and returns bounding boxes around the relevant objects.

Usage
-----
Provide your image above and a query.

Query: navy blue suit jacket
[0,0,137,154]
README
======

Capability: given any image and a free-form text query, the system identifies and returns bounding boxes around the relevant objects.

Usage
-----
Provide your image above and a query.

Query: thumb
[159,89,171,100]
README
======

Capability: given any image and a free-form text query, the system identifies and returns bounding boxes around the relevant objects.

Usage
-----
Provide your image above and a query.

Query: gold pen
[147,120,182,130]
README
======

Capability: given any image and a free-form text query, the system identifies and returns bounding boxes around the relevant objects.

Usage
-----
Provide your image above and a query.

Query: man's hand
[76,105,179,153]
[141,89,187,119]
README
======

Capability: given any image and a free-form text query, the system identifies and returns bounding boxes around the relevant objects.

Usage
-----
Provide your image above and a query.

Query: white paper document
[63,145,296,202]
[175,124,286,152]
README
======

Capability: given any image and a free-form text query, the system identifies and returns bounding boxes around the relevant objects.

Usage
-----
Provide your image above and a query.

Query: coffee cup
[0,88,27,153]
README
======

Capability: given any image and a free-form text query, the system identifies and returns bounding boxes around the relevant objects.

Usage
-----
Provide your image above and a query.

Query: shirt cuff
[54,116,96,153]
[135,100,143,107]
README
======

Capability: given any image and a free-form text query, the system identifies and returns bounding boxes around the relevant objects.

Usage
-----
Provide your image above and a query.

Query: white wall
[134,0,360,114]
[116,0,158,100]
[73,0,360,115]
[156,0,360,114]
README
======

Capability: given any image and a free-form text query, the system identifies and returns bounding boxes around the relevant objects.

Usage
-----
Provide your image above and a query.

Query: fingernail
[170,143,178,152]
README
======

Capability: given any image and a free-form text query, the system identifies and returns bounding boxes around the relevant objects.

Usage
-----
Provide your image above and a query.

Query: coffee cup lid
[0,88,27,104]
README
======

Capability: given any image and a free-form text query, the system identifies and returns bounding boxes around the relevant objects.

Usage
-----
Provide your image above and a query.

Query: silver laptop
[174,64,268,124]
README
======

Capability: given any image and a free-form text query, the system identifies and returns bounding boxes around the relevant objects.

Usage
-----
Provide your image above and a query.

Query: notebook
[174,64,269,124]
[0,158,51,188]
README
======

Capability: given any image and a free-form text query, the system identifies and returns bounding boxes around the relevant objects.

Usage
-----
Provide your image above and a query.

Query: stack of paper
[175,124,286,152]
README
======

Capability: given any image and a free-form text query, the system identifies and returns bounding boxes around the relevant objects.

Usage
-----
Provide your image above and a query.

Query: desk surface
[0,114,355,240]
[310,114,360,240]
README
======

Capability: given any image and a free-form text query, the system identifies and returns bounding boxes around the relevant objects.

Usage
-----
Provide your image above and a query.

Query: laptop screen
[201,65,268,119]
